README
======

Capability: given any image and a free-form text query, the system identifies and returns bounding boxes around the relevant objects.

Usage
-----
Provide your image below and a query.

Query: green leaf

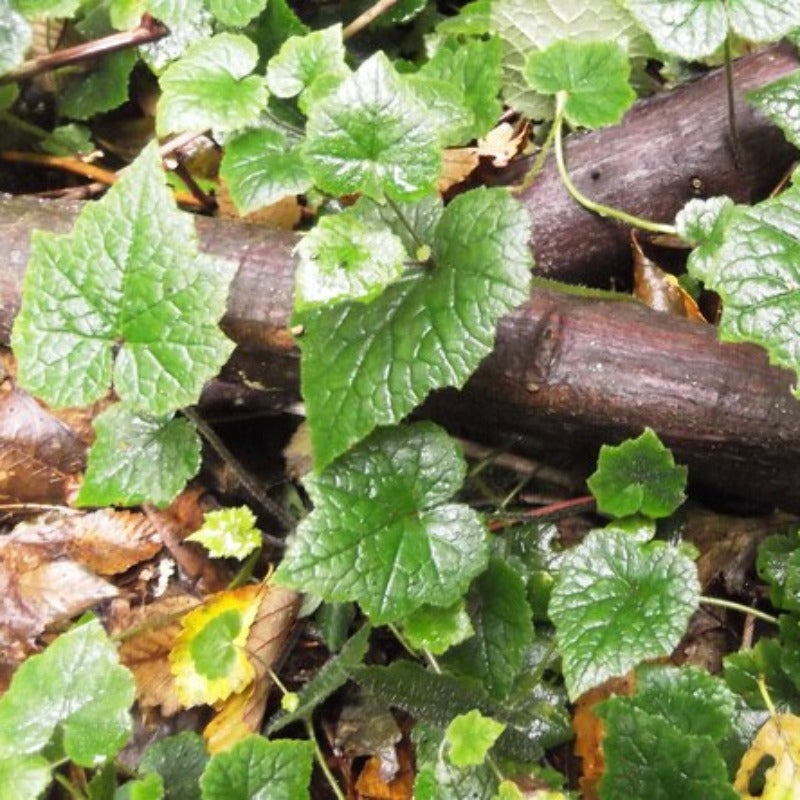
[115,773,164,800]
[631,665,737,741]
[445,710,506,768]
[267,624,371,734]
[294,208,408,311]
[419,37,502,140]
[11,142,235,414]
[443,558,533,700]
[275,423,489,622]
[414,722,497,800]
[299,187,531,469]
[0,755,51,800]
[247,0,308,64]
[623,0,800,61]
[302,51,441,200]
[200,736,313,800]
[186,506,262,560]
[220,127,311,215]
[140,3,213,74]
[0,84,17,111]
[59,49,137,120]
[156,33,267,135]
[405,75,475,148]
[587,428,687,519]
[549,529,699,700]
[523,40,635,129]
[436,0,490,36]
[351,193,443,254]
[490,0,651,119]
[0,618,134,765]
[747,70,800,150]
[40,123,94,156]
[207,0,267,26]
[684,178,800,393]
[15,0,82,16]
[494,781,524,800]
[597,702,737,800]
[77,406,201,507]
[140,732,207,800]
[725,638,800,712]
[401,600,474,655]
[0,0,31,74]
[757,532,800,611]
[266,24,349,112]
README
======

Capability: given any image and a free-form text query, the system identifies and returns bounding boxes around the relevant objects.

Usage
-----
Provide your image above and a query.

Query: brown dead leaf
[0,383,86,505]
[204,583,300,753]
[355,743,414,800]
[474,120,529,167]
[438,148,480,193]
[631,231,705,321]
[115,593,201,716]
[574,673,635,800]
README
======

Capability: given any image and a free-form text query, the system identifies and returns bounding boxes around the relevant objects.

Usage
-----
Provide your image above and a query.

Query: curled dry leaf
[0,508,163,685]
[204,583,300,753]
[216,182,303,229]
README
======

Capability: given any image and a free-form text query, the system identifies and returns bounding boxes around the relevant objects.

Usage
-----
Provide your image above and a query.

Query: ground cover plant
[2,0,800,797]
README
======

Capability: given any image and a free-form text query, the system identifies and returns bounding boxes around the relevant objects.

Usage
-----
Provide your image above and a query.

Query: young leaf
[170,584,265,707]
[116,772,164,800]
[0,618,135,765]
[140,732,208,800]
[302,51,441,200]
[587,428,687,519]
[623,0,800,61]
[199,736,313,800]
[186,506,262,560]
[267,624,370,733]
[207,0,267,26]
[523,39,635,129]
[490,0,651,119]
[443,558,533,700]
[294,209,408,311]
[445,710,506,767]
[11,142,236,415]
[266,24,349,111]
[59,50,137,120]
[747,70,800,150]
[419,37,503,141]
[682,178,800,393]
[549,529,699,700]
[0,0,30,74]
[597,702,737,800]
[757,532,800,612]
[299,187,531,469]
[220,128,311,215]
[77,406,201,508]
[401,600,474,656]
[274,423,489,623]
[156,33,267,135]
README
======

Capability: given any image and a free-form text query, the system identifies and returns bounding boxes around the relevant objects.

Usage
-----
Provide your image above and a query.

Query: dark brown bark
[1,46,800,510]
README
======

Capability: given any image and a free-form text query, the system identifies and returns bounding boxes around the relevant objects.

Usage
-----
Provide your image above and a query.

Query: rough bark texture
[1,45,800,511]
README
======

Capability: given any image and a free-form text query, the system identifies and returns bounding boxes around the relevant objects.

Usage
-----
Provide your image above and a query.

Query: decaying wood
[1,45,800,511]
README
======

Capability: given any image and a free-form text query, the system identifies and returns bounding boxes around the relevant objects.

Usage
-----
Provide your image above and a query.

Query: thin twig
[343,0,402,39]
[0,14,168,85]
[182,406,294,536]
[305,719,346,800]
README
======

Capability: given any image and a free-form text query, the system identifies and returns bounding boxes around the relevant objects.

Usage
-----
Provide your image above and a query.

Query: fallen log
[1,45,800,511]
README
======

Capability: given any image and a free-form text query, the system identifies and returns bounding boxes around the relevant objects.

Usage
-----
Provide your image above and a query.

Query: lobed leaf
[587,428,687,519]
[59,50,137,120]
[274,423,489,623]
[77,406,201,508]
[523,39,635,129]
[0,618,135,766]
[220,127,311,215]
[186,506,262,560]
[445,710,506,767]
[156,33,267,135]
[299,187,531,469]
[549,529,699,700]
[199,736,313,800]
[11,142,236,415]
[207,0,267,26]
[140,732,208,800]
[302,51,441,200]
[401,600,474,656]
[747,69,800,150]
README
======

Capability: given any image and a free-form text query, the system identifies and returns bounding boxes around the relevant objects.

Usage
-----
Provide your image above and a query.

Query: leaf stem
[53,772,88,800]
[700,595,779,625]
[552,92,677,236]
[342,0,401,39]
[384,194,427,254]
[227,547,262,590]
[182,406,294,536]
[723,28,743,169]
[512,119,557,195]
[304,718,346,800]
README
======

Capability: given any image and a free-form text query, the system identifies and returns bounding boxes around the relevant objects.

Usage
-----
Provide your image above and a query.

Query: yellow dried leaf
[170,583,265,708]
[735,713,800,799]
